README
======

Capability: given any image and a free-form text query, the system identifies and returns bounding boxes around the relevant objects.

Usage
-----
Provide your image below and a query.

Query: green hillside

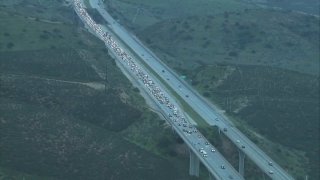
[184,64,318,179]
[103,0,319,179]
[139,12,319,180]
[138,9,319,75]
[0,1,204,180]
[1,0,318,179]
[240,0,320,15]
[104,0,256,30]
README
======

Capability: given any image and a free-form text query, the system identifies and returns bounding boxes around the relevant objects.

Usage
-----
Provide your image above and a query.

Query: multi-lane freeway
[76,0,295,179]
[89,1,295,180]
[73,0,244,179]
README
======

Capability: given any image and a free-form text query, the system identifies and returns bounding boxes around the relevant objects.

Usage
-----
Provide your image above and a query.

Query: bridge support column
[238,150,245,177]
[209,172,215,180]
[171,126,176,134]
[189,149,200,177]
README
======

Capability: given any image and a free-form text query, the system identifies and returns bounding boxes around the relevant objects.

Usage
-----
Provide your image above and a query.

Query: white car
[202,154,208,158]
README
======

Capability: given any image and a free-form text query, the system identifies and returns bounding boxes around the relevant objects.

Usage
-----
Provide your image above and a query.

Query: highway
[88,0,295,179]
[73,0,244,179]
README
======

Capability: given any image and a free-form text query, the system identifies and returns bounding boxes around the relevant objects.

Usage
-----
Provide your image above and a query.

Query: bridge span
[73,0,294,179]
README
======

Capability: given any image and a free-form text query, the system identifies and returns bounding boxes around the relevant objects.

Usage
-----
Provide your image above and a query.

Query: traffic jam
[73,0,217,160]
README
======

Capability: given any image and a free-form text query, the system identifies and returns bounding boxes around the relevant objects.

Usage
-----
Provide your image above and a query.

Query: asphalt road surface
[87,0,294,179]
[74,0,244,179]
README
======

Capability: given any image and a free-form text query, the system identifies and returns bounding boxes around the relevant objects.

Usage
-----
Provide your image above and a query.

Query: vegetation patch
[0,1,199,179]
[0,96,178,180]
[138,9,319,75]
[102,0,319,178]
[181,64,318,179]
[103,0,254,31]
[0,49,101,82]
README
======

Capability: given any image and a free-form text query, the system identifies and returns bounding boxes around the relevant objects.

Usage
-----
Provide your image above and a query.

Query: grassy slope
[241,0,320,15]
[140,13,319,179]
[139,13,319,177]
[104,0,319,75]
[0,1,200,180]
[0,0,74,23]
[187,65,318,179]
[104,0,256,31]
[139,9,319,75]
[103,0,319,179]
[0,10,82,52]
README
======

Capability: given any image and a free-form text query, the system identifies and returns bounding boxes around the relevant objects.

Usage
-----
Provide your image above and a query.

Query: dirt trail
[4,74,105,91]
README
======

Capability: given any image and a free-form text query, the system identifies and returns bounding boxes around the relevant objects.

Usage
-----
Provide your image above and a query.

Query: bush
[6,42,14,49]
[133,87,140,93]
[203,92,211,97]
[39,34,49,40]
[228,51,238,57]
[264,43,273,49]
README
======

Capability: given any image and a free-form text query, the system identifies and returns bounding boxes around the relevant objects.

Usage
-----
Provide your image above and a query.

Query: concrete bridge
[73,0,294,179]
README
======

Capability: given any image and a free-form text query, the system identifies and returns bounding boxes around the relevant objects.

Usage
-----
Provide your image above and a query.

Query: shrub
[228,51,238,57]
[6,42,14,49]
